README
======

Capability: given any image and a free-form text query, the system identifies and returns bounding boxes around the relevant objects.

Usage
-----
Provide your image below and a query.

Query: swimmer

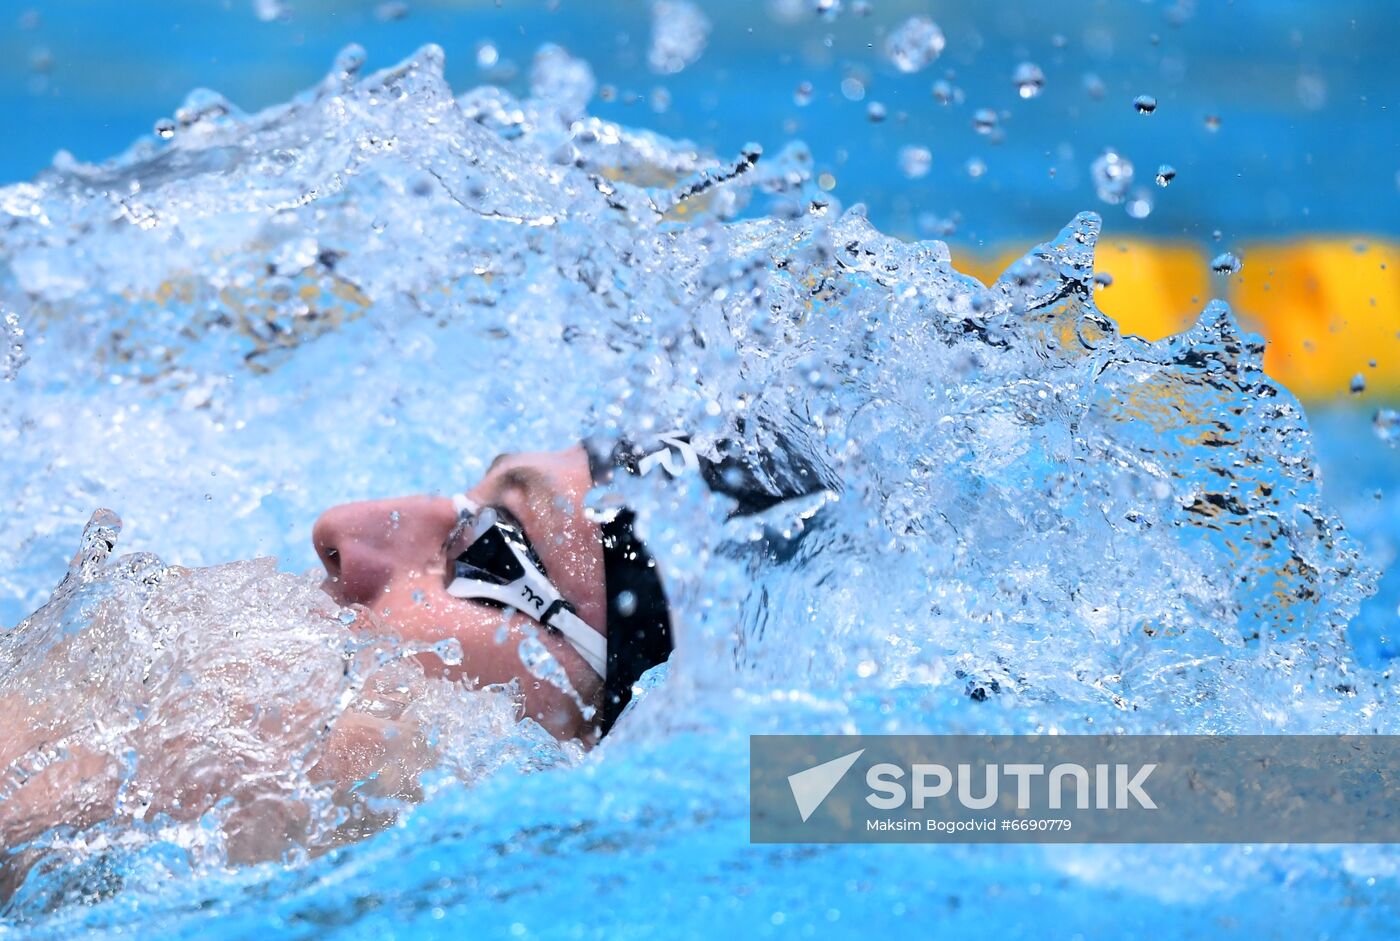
[0,428,833,882]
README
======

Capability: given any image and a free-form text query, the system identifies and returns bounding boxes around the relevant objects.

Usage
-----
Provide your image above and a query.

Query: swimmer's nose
[312,496,457,606]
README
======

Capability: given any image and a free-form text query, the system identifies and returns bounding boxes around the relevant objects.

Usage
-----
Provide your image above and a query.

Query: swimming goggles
[442,493,608,677]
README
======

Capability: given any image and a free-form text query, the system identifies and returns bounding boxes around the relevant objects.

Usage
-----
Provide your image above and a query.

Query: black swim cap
[586,428,837,734]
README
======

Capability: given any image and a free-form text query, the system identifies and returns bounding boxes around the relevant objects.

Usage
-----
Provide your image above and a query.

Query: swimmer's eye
[442,505,548,592]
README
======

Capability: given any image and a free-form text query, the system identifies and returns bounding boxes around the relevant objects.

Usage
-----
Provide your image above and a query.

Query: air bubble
[1155,164,1177,187]
[866,101,886,123]
[1133,94,1157,114]
[885,16,946,74]
[972,108,998,135]
[931,79,957,105]
[898,145,932,180]
[794,81,814,106]
[154,118,176,140]
[1013,62,1045,99]
[1350,373,1366,395]
[1211,252,1242,275]
[1204,114,1221,132]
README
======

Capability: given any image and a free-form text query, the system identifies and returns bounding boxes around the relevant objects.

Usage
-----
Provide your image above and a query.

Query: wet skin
[311,445,607,744]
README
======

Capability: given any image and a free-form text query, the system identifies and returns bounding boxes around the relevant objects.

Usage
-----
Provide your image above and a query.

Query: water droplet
[813,0,842,20]
[1094,272,1114,288]
[965,157,986,179]
[840,76,865,101]
[337,609,357,626]
[1296,72,1327,111]
[389,510,401,528]
[972,108,999,135]
[5,312,30,380]
[1126,188,1154,219]
[1083,73,1106,100]
[1350,373,1367,395]
[866,101,887,122]
[1133,94,1157,114]
[1374,409,1400,445]
[649,0,711,75]
[885,15,946,74]
[1013,62,1045,99]
[898,145,932,180]
[1211,252,1242,275]
[411,589,425,605]
[931,79,957,105]
[154,118,176,140]
[476,42,500,70]
[1204,114,1221,132]
[1155,164,1177,187]
[374,1,409,21]
[616,589,638,617]
[334,44,367,77]
[252,0,290,22]
[794,81,814,106]
[818,172,837,191]
[433,638,463,667]
[1090,149,1134,205]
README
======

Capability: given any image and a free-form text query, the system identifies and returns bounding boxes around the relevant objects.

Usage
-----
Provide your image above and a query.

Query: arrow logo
[787,748,865,822]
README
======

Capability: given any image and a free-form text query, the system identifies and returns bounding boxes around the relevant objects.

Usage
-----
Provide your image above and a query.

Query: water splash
[0,43,1387,933]
[1,310,25,381]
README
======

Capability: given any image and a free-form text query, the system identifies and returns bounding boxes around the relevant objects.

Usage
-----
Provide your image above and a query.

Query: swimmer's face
[311,445,605,744]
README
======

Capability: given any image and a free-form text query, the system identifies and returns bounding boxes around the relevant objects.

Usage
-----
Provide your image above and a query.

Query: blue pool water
[1,4,1398,939]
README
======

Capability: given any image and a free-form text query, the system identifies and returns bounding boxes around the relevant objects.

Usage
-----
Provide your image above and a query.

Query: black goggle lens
[457,525,526,584]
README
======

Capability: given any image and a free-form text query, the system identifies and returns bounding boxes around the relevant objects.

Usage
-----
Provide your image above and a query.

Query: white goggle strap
[447,492,607,678]
[634,431,700,479]
[543,606,607,676]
